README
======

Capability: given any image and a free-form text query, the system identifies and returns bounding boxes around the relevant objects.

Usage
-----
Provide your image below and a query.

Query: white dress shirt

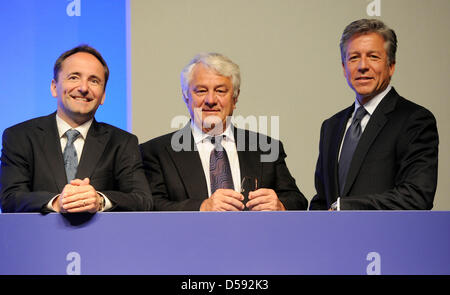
[335,85,392,210]
[191,122,241,197]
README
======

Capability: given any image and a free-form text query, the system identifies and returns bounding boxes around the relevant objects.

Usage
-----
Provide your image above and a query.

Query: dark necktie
[63,129,80,183]
[209,136,234,195]
[338,106,368,196]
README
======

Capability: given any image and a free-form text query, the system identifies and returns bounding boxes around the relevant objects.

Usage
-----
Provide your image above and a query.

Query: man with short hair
[310,19,439,210]
[140,52,307,211]
[0,45,153,213]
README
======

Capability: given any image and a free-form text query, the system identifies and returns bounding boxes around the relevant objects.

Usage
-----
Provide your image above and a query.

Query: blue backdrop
[0,0,130,213]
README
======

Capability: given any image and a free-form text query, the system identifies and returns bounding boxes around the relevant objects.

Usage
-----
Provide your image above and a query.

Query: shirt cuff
[47,195,60,212]
[97,191,112,211]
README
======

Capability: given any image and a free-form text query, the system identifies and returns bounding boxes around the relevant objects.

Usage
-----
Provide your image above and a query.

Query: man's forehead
[59,52,104,76]
[192,64,231,81]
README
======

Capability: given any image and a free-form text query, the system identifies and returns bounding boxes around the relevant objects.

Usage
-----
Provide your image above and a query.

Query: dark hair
[340,19,397,66]
[53,44,109,89]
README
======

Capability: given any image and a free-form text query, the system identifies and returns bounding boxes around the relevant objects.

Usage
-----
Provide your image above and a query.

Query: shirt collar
[355,85,392,116]
[190,120,235,144]
[56,114,93,140]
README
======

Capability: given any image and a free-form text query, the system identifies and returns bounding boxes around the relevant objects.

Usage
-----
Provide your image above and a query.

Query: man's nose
[358,57,369,73]
[77,79,89,95]
[204,91,217,106]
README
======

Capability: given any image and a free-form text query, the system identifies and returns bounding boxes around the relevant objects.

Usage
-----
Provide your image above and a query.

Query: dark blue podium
[1,211,449,275]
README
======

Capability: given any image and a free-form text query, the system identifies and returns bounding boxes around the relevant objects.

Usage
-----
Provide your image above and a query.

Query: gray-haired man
[140,52,307,211]
[310,19,439,210]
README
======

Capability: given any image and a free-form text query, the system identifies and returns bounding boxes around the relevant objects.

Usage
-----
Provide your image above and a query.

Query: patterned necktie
[63,129,80,183]
[338,106,368,196]
[209,136,234,195]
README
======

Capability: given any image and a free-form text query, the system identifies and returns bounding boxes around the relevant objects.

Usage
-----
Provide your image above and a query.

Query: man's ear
[342,62,348,79]
[233,90,240,108]
[50,79,58,97]
[389,62,396,78]
[100,91,106,105]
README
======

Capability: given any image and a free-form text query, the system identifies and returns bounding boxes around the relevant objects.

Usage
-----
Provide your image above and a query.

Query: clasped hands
[52,178,104,213]
[200,188,286,211]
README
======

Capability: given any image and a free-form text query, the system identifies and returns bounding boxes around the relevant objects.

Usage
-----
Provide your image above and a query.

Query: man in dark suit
[140,53,307,211]
[0,45,152,213]
[310,19,439,210]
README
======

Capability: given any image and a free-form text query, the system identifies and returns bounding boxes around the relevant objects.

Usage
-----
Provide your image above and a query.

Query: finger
[221,196,245,210]
[70,179,85,186]
[214,189,244,201]
[248,202,274,211]
[63,195,99,212]
[61,190,98,207]
[62,198,86,211]
[205,196,244,211]
[218,202,242,211]
[246,197,266,210]
[247,194,278,210]
[61,184,80,199]
[63,185,96,200]
[66,205,93,213]
[213,192,245,210]
[248,188,274,199]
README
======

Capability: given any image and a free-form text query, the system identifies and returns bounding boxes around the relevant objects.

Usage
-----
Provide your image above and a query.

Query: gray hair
[340,19,397,66]
[180,52,241,99]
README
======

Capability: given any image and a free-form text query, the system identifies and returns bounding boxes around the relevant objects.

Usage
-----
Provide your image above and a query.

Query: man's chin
[67,110,96,124]
[201,116,226,134]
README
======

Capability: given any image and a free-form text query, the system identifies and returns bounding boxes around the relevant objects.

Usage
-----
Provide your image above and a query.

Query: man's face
[184,64,237,134]
[51,52,106,127]
[342,32,395,104]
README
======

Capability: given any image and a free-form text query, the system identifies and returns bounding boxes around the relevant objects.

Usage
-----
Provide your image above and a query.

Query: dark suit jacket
[310,87,439,210]
[140,124,307,211]
[0,113,153,212]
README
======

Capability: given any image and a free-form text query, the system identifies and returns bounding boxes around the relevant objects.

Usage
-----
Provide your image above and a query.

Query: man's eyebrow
[65,72,103,81]
[66,71,81,77]
[88,74,103,81]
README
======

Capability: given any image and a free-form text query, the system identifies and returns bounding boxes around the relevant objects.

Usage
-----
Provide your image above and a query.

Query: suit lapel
[234,127,261,183]
[166,124,208,199]
[37,113,67,191]
[76,120,109,180]
[330,107,353,200]
[342,88,398,196]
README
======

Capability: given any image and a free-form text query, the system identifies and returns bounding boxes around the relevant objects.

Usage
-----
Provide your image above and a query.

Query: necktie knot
[209,135,225,151]
[65,129,80,144]
[209,135,224,145]
[353,106,367,123]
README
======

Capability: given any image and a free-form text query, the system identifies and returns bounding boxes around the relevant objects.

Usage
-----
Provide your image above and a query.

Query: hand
[200,189,245,211]
[246,188,286,211]
[53,178,103,213]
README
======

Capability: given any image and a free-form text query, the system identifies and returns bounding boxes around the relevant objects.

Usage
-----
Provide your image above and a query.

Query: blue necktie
[63,129,80,183]
[338,106,368,196]
[209,136,234,194]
